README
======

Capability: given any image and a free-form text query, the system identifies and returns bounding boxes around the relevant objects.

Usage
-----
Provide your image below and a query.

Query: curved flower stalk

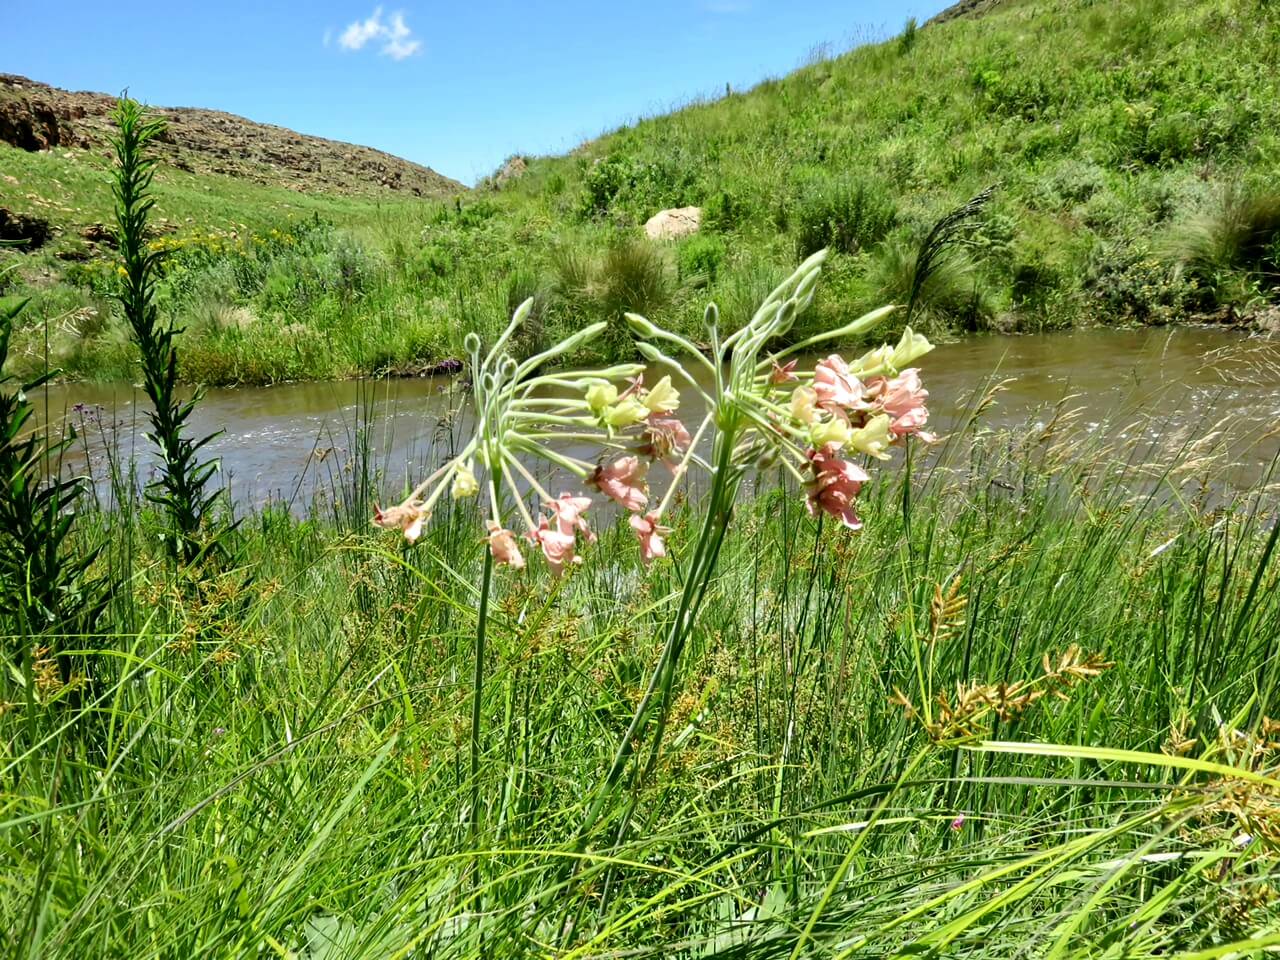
[573,248,937,847]
[371,297,706,835]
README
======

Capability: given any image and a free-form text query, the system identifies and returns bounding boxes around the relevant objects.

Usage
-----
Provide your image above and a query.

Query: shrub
[703,184,753,232]
[1034,159,1107,208]
[676,234,725,286]
[970,58,1054,120]
[577,151,699,222]
[791,176,896,258]
[580,156,633,219]
[1085,242,1198,322]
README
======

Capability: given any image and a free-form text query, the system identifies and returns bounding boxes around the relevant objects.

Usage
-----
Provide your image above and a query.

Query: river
[28,326,1280,510]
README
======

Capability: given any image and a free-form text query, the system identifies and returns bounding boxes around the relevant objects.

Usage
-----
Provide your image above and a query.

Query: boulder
[0,208,52,249]
[644,206,701,241]
[80,222,117,247]
[494,155,527,188]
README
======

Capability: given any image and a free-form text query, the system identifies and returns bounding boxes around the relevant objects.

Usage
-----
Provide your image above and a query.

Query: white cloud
[382,12,421,60]
[336,7,421,60]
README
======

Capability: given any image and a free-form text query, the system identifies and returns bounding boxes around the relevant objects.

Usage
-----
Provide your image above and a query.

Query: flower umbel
[375,250,934,580]
[370,298,695,574]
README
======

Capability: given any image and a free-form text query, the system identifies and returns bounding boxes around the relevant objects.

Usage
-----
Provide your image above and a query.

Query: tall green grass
[4,391,1278,957]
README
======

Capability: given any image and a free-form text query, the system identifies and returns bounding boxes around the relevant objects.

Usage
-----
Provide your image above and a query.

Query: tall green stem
[576,428,740,844]
[470,546,494,836]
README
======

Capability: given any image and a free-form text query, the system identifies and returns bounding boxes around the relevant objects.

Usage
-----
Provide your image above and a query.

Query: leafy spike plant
[373,248,938,848]
[0,271,107,693]
[111,98,224,565]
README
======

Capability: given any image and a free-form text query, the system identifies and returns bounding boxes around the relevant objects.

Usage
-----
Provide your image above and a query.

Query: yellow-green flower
[605,398,649,428]
[451,460,479,499]
[890,327,934,370]
[810,415,852,450]
[790,386,819,424]
[849,413,893,459]
[586,383,618,418]
[642,375,680,414]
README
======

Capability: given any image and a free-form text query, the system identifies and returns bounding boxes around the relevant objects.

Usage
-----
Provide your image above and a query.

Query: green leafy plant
[791,176,896,259]
[0,284,107,692]
[676,233,726,286]
[111,98,225,565]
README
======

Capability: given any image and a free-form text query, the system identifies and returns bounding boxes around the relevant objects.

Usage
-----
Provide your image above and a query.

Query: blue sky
[7,1,950,185]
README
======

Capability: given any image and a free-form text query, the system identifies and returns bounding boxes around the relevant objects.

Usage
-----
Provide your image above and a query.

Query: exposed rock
[926,0,1007,27]
[644,206,702,241]
[0,73,463,199]
[0,207,52,249]
[1256,305,1280,336]
[494,155,527,188]
[80,222,117,248]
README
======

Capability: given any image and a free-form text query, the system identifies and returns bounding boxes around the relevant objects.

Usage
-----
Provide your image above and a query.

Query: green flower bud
[625,312,659,338]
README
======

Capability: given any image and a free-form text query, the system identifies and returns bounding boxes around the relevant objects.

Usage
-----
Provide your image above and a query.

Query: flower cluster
[775,348,933,529]
[372,299,703,573]
[625,249,935,534]
[374,249,935,573]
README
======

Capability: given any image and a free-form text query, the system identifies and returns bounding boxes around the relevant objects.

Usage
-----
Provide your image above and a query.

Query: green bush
[703,183,754,232]
[1034,159,1107,209]
[580,156,633,219]
[676,234,725,286]
[791,176,896,258]
[1085,242,1198,322]
[577,151,699,222]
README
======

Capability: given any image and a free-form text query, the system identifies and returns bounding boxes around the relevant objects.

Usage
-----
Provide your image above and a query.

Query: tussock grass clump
[1171,182,1280,301]
[550,236,672,351]
[870,233,988,329]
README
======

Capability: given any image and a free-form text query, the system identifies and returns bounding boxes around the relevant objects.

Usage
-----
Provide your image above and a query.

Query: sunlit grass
[4,397,1279,957]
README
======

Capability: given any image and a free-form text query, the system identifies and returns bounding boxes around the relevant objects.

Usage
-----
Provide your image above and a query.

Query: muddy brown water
[28,327,1280,510]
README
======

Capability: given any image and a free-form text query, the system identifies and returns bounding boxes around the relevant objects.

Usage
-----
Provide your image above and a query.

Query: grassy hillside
[3,0,1279,384]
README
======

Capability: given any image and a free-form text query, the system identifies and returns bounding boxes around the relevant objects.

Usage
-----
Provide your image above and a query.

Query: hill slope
[0,74,462,198]
[2,0,1278,385]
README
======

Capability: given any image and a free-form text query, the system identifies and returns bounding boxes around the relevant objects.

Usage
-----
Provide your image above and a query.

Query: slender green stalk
[470,546,494,836]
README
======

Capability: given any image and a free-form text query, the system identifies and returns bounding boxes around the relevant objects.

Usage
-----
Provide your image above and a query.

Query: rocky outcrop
[494,156,527,188]
[0,208,52,249]
[926,0,1007,27]
[644,206,701,241]
[0,73,463,199]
